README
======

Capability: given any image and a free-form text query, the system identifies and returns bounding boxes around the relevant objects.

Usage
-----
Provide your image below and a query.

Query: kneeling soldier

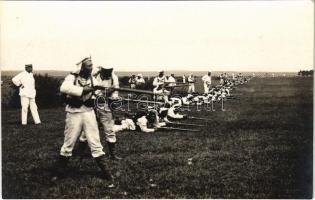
[51,57,113,184]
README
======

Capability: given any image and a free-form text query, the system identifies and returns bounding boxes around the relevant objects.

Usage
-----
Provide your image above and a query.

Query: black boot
[107,142,122,160]
[95,155,114,181]
[51,155,70,182]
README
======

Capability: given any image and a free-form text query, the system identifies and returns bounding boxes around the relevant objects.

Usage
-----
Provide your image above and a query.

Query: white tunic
[136,116,155,133]
[202,75,211,85]
[188,76,195,85]
[167,107,184,119]
[94,73,120,111]
[60,74,95,113]
[135,77,145,85]
[95,73,119,98]
[167,76,176,87]
[12,71,36,98]
[153,75,169,94]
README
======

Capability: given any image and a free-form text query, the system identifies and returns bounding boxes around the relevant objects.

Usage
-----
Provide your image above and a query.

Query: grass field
[1,77,313,198]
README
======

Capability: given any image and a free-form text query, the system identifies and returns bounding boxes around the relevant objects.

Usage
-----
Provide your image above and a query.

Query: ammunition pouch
[83,98,96,108]
[65,97,95,108]
[65,97,83,108]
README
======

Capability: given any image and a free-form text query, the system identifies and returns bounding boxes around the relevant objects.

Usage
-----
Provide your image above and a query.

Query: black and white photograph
[0,0,313,198]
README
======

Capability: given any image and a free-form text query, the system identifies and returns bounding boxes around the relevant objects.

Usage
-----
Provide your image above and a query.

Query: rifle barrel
[166,121,204,127]
[188,116,211,121]
[158,127,200,132]
[94,86,154,95]
[122,98,164,105]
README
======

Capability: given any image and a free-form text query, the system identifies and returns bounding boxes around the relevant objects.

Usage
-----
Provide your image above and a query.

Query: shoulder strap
[70,73,79,85]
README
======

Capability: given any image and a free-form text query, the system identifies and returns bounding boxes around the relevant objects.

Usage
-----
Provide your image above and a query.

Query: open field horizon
[1,69,299,78]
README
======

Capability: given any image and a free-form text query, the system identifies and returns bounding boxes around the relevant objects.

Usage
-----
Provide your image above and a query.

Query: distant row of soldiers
[127,71,214,94]
[127,71,249,95]
[128,74,145,89]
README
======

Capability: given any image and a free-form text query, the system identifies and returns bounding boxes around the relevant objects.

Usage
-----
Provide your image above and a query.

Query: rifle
[157,126,200,132]
[166,121,205,127]
[187,116,211,121]
[164,84,190,88]
[225,96,240,100]
[93,86,154,95]
[122,98,165,105]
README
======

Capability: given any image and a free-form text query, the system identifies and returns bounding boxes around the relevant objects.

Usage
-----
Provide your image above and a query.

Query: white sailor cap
[73,56,92,73]
[25,64,33,68]
[158,69,164,73]
[100,66,113,70]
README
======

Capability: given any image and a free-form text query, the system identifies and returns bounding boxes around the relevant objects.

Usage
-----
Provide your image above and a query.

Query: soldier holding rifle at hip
[51,57,113,185]
[93,65,122,160]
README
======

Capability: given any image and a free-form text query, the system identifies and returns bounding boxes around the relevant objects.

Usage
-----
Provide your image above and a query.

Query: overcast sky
[1,1,313,72]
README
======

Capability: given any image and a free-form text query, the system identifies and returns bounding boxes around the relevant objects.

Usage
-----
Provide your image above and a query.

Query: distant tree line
[298,70,313,77]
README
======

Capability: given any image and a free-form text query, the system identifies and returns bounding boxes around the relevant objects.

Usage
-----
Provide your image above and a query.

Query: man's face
[208,72,211,76]
[100,68,112,79]
[25,66,33,73]
[81,60,93,75]
[159,72,164,77]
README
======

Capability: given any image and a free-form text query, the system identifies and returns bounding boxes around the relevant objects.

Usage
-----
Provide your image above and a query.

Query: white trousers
[203,83,210,94]
[20,96,41,125]
[60,110,105,158]
[97,109,116,143]
[188,84,195,93]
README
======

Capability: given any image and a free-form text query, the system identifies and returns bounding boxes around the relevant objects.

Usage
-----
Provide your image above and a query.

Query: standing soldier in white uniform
[12,64,41,125]
[187,74,195,93]
[135,74,145,89]
[51,57,113,184]
[167,74,176,87]
[94,66,122,160]
[202,71,212,94]
[128,75,136,89]
[153,70,168,94]
[166,74,176,93]
[219,73,224,85]
[182,75,186,83]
